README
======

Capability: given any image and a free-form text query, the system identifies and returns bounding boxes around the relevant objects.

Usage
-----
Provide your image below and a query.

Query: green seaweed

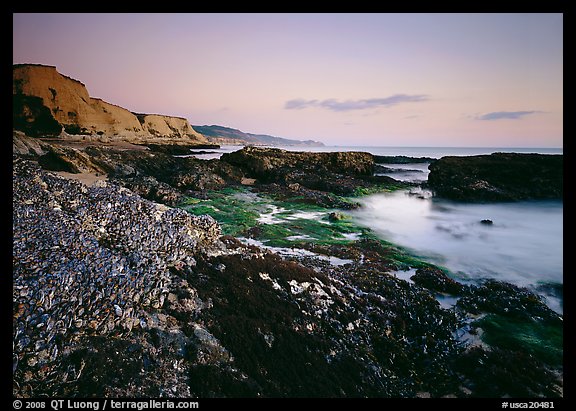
[181,187,262,237]
[181,187,364,247]
[473,314,563,367]
[351,183,408,197]
[179,186,452,274]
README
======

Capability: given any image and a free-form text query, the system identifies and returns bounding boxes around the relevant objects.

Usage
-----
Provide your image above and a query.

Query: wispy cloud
[284,99,318,110]
[476,111,541,121]
[284,94,429,112]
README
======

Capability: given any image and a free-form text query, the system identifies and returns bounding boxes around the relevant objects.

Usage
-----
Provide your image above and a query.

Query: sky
[13,13,563,147]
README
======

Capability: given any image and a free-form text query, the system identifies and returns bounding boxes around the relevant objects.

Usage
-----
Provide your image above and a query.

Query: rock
[480,219,493,225]
[221,146,375,181]
[13,131,50,156]
[142,143,220,155]
[221,146,403,197]
[328,212,346,222]
[23,143,244,206]
[427,153,563,201]
[287,183,300,191]
[456,279,561,323]
[38,148,82,173]
[410,267,465,295]
[110,175,183,206]
[373,155,436,164]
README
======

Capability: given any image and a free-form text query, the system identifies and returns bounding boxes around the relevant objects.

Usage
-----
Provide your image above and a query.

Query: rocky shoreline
[13,135,563,398]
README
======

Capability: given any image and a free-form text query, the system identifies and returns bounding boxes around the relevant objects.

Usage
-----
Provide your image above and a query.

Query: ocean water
[351,191,563,313]
[270,145,563,158]
[338,146,562,313]
[191,144,563,313]
[189,144,562,162]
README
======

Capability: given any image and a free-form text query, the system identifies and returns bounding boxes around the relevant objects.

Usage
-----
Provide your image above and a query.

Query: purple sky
[13,13,563,147]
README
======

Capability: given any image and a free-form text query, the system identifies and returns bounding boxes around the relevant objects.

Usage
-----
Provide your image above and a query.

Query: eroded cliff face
[136,114,202,139]
[13,64,207,143]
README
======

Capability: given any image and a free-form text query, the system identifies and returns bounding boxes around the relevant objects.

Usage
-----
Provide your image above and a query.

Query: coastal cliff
[13,64,207,143]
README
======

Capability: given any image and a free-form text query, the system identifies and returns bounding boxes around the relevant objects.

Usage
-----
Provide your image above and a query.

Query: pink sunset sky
[13,13,563,147]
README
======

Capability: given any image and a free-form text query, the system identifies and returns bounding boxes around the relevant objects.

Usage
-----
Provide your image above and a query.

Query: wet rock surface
[410,267,465,296]
[140,143,220,155]
[221,146,403,197]
[222,146,375,178]
[373,155,436,164]
[427,153,563,201]
[13,157,224,396]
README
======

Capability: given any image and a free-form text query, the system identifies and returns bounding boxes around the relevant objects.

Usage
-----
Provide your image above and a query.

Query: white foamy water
[238,237,353,266]
[351,191,563,313]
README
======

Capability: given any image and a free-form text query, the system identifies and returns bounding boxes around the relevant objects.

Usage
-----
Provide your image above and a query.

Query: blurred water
[351,190,563,313]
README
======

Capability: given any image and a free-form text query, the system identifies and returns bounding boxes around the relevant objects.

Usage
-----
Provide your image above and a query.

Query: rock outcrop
[220,146,400,197]
[15,135,243,206]
[427,153,563,201]
[222,147,374,178]
[13,64,207,143]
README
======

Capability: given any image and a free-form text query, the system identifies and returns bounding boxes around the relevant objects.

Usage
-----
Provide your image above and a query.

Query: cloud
[476,111,541,121]
[284,94,429,112]
[284,99,318,110]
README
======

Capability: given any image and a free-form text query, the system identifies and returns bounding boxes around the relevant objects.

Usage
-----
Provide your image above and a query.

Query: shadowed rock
[427,153,562,201]
[410,267,465,295]
[221,146,401,196]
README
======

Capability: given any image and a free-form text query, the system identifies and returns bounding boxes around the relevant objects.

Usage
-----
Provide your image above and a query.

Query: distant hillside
[193,125,324,147]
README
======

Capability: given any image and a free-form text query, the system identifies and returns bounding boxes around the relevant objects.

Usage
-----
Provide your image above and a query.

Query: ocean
[190,145,563,313]
[190,144,562,161]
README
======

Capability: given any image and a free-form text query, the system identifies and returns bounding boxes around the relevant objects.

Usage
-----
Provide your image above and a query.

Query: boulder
[410,266,464,295]
[427,153,562,201]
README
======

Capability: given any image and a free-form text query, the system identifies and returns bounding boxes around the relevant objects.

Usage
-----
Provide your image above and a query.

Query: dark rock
[480,219,493,225]
[253,184,360,210]
[38,149,81,173]
[328,211,346,221]
[375,164,424,174]
[410,267,465,295]
[80,146,244,200]
[13,132,50,157]
[142,143,220,155]
[456,279,561,323]
[373,155,435,164]
[454,346,562,398]
[427,153,563,201]
[13,94,62,137]
[221,146,406,197]
[374,164,395,174]
[221,146,375,181]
